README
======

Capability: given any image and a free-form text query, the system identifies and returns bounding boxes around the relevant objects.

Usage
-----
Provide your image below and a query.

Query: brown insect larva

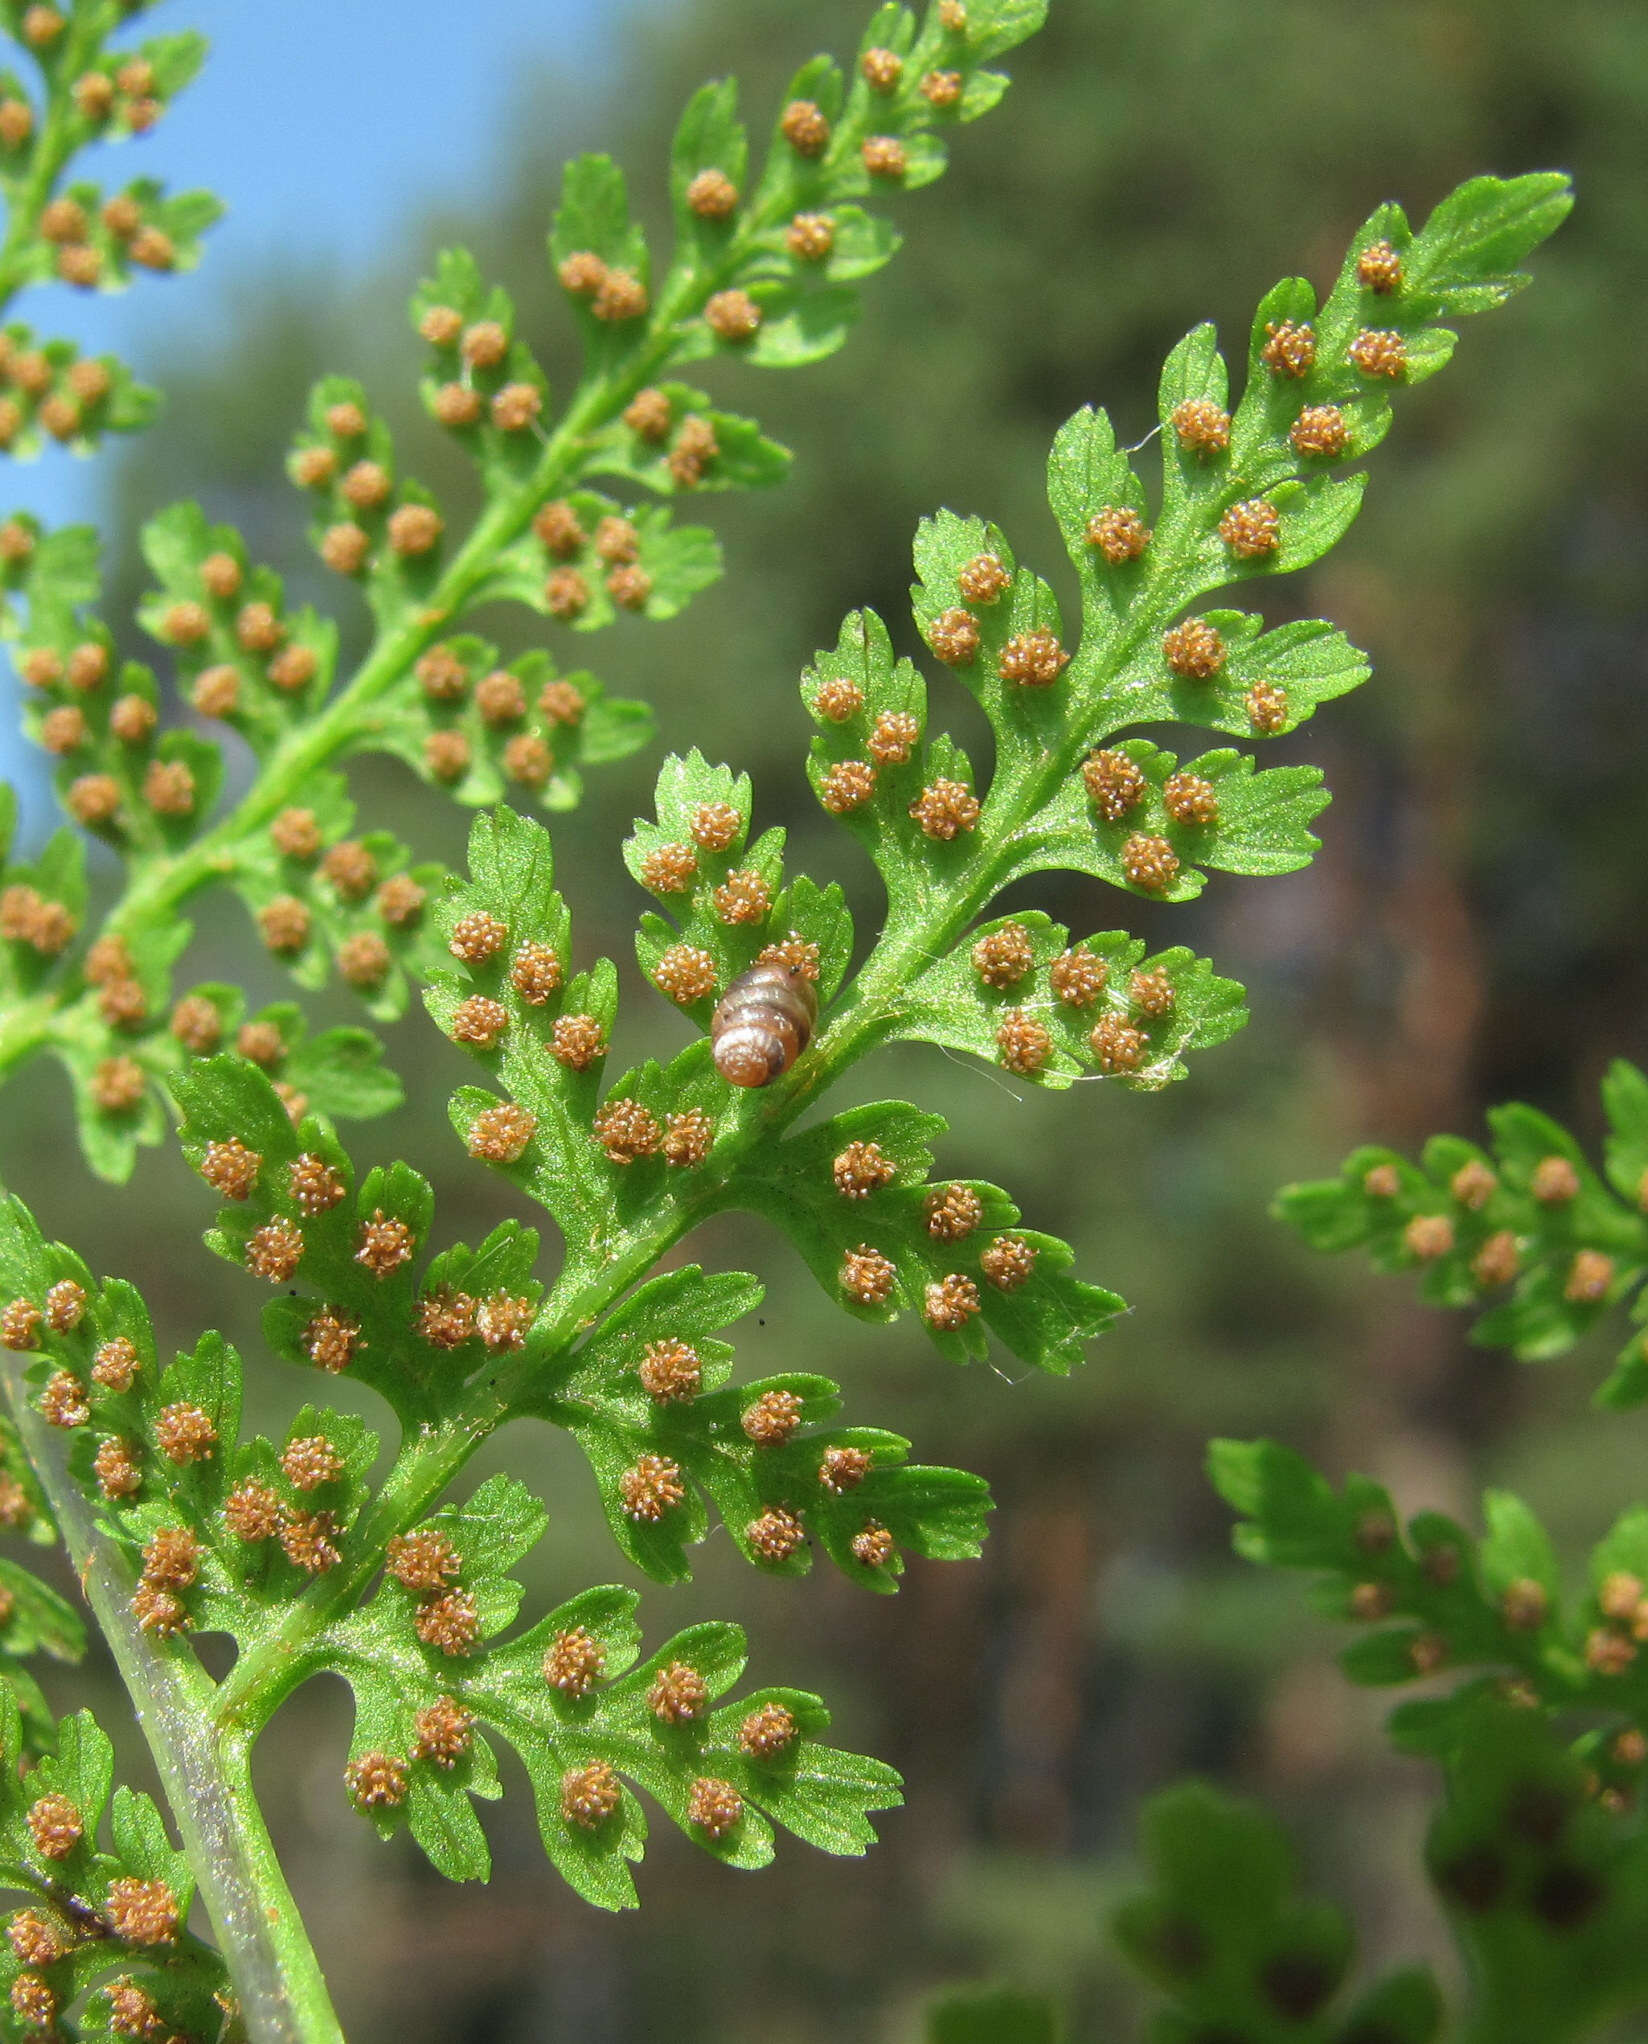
[711,962,818,1087]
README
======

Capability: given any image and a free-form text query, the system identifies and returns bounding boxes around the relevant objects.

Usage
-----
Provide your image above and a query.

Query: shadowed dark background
[3,0,1647,2035]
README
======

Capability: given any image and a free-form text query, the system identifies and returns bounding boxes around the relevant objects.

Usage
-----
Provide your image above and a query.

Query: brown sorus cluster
[862,136,907,179]
[840,1245,897,1306]
[1170,398,1230,455]
[638,1338,701,1402]
[1082,747,1146,820]
[780,99,830,155]
[386,1529,460,1592]
[1219,498,1281,559]
[1470,1230,1521,1289]
[820,1446,873,1494]
[355,1209,415,1276]
[304,1307,361,1373]
[867,710,919,764]
[7,1909,67,1967]
[1091,1014,1146,1074]
[662,1108,714,1168]
[1531,1155,1580,1204]
[103,1877,179,1946]
[972,922,1034,988]
[713,868,772,924]
[742,1388,804,1445]
[619,1453,686,1521]
[1260,319,1316,376]
[40,1371,89,1428]
[820,760,876,814]
[345,1753,408,1811]
[588,1098,659,1166]
[641,842,698,893]
[1291,404,1350,458]
[1245,678,1289,733]
[9,1973,55,2030]
[649,1660,710,1722]
[246,1219,305,1283]
[450,993,510,1047]
[1566,1249,1614,1304]
[26,1793,82,1860]
[154,1402,217,1464]
[93,1336,141,1392]
[550,1014,606,1069]
[748,1507,806,1563]
[561,1762,622,1829]
[414,1697,475,1769]
[997,1010,1053,1075]
[787,212,835,261]
[1121,833,1180,893]
[199,1136,261,1200]
[958,552,1011,604]
[981,1234,1038,1290]
[475,1294,531,1354]
[140,1526,200,1590]
[851,1524,896,1568]
[128,1579,191,1635]
[925,607,980,666]
[834,1140,896,1198]
[281,1435,344,1491]
[739,1702,798,1759]
[543,1625,606,1697]
[1087,506,1151,563]
[909,778,980,839]
[757,934,821,981]
[224,1481,284,1543]
[926,1184,984,1241]
[415,1588,480,1657]
[1130,967,1177,1017]
[417,1289,477,1349]
[1403,1213,1455,1260]
[624,387,672,439]
[449,909,508,964]
[509,942,563,1001]
[45,1280,85,1333]
[861,46,902,89]
[1357,238,1404,292]
[287,1153,345,1214]
[1,1298,40,1351]
[1163,771,1218,825]
[687,1777,743,1839]
[999,629,1068,686]
[1162,618,1226,679]
[1349,328,1406,379]
[688,800,741,851]
[813,676,864,722]
[669,413,720,486]
[1050,949,1108,1006]
[468,1102,537,1164]
[706,289,761,342]
[924,1274,980,1330]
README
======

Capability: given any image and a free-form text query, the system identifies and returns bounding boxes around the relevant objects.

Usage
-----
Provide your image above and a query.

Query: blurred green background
[4,0,1648,2035]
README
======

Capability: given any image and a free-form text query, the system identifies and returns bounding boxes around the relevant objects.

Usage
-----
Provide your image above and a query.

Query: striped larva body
[711,962,818,1087]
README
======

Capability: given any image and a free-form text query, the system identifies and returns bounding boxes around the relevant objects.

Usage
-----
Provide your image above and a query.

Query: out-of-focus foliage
[1279,1061,1648,1403]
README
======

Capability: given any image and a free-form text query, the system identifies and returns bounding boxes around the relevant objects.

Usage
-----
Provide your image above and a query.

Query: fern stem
[0,1356,345,2044]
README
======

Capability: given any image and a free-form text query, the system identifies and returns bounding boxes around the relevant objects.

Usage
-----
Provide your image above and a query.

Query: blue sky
[7,0,669,534]
[4,0,684,813]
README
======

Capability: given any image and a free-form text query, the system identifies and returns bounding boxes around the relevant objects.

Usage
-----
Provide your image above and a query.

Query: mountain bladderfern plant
[0,1,1574,2039]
